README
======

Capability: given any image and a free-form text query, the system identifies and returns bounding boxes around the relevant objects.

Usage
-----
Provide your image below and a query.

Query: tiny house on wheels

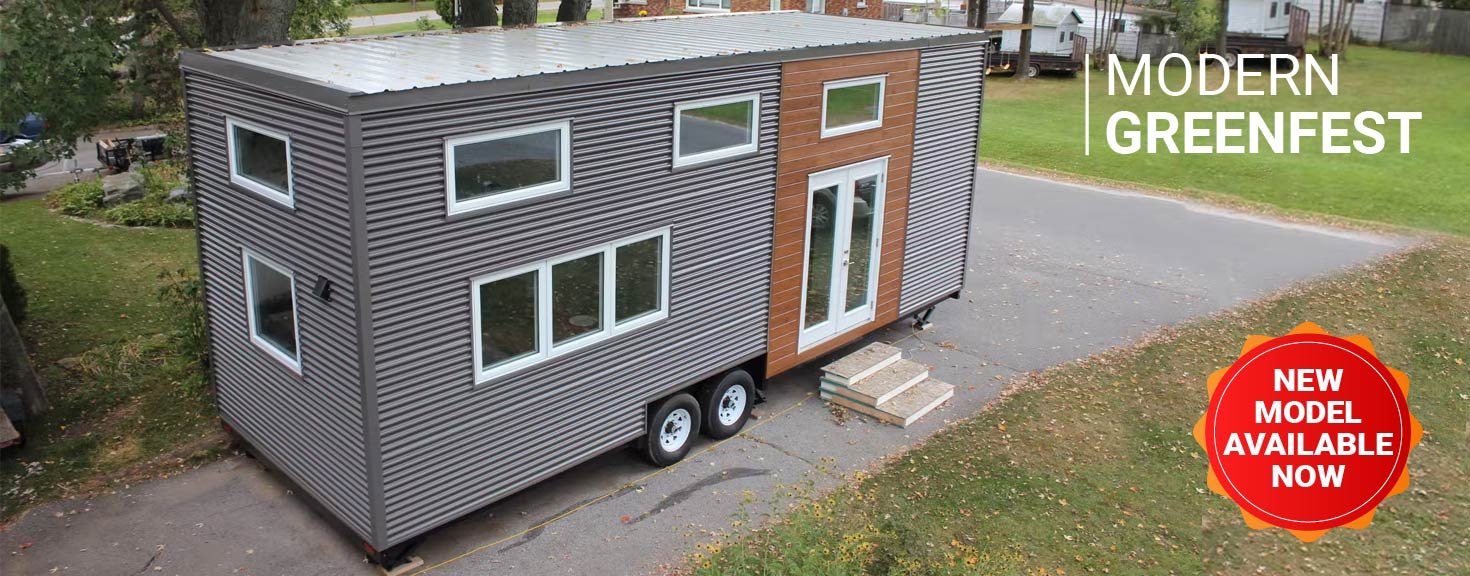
[180,12,985,567]
[1213,0,1310,63]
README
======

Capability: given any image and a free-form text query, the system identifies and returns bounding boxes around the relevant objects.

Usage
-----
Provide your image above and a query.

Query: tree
[1216,0,1230,65]
[290,0,352,39]
[195,0,299,46]
[1142,0,1212,53]
[502,0,538,26]
[965,0,987,28]
[458,0,500,26]
[0,0,125,192]
[1015,0,1034,82]
[556,0,591,22]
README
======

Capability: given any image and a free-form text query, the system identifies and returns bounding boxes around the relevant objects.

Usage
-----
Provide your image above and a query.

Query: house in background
[615,0,885,19]
[1297,0,1388,44]
[1053,0,1175,60]
[996,3,1083,55]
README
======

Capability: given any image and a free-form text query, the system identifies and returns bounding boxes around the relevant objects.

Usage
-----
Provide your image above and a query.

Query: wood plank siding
[766,50,919,377]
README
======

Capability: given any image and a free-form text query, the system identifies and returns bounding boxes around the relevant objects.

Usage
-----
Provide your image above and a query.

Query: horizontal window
[471,228,671,383]
[674,94,760,168]
[686,0,731,9]
[243,250,301,373]
[445,121,571,215]
[821,75,886,138]
[227,118,294,207]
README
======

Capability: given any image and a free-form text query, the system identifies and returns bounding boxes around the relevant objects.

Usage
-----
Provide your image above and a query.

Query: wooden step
[820,342,901,386]
[822,378,955,428]
[819,358,928,407]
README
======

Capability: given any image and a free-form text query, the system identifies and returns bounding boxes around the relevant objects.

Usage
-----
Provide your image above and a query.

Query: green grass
[980,46,1470,235]
[699,240,1470,575]
[348,11,605,36]
[0,199,218,519]
[349,1,430,17]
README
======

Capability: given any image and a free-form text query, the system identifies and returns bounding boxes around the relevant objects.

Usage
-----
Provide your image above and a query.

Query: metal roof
[997,4,1084,27]
[203,12,980,96]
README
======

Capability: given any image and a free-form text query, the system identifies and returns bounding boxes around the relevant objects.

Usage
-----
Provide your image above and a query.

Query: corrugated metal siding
[182,71,372,541]
[899,43,984,315]
[358,65,780,545]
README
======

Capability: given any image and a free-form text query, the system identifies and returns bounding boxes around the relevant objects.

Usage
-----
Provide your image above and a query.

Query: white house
[1228,0,1298,36]
[1054,0,1175,61]
[997,3,1084,55]
[1296,0,1388,44]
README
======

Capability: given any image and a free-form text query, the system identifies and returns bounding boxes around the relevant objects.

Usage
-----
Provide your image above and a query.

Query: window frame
[820,75,887,139]
[226,117,295,208]
[672,93,762,168]
[444,120,573,216]
[470,228,672,385]
[241,248,302,374]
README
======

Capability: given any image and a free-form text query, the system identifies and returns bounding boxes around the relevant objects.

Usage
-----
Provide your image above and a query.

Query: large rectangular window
[242,250,301,373]
[820,76,886,139]
[673,94,760,168]
[227,118,294,207]
[445,121,571,215]
[470,229,671,383]
[685,0,731,10]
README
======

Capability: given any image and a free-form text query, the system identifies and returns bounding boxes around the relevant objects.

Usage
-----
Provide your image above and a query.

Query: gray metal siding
[900,43,985,315]
[358,66,780,545]
[182,71,372,541]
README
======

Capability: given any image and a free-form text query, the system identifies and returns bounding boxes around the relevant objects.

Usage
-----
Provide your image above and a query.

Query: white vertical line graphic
[1085,54,1091,156]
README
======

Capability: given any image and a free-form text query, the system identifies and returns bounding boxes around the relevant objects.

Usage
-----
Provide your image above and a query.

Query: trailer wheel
[700,370,754,439]
[1025,63,1041,79]
[639,393,701,467]
[1223,49,1240,68]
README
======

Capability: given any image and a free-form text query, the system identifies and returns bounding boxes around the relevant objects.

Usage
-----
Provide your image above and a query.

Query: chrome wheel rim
[660,408,692,452]
[717,385,747,427]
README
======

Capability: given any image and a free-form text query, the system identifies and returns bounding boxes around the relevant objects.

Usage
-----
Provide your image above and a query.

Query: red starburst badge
[1193,322,1423,542]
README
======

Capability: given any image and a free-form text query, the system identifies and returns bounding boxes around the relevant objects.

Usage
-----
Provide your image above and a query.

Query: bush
[0,245,27,325]
[103,200,195,227]
[45,179,105,216]
[157,268,208,373]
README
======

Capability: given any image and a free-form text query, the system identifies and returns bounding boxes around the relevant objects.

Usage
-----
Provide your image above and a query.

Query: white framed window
[673,94,760,168]
[820,75,886,139]
[226,118,295,208]
[471,228,671,384]
[445,120,572,215]
[685,0,732,11]
[242,249,302,373]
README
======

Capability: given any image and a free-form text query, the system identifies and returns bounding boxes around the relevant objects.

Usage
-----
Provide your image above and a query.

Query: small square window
[674,94,760,167]
[227,118,294,207]
[243,250,301,373]
[445,121,571,215]
[821,76,886,139]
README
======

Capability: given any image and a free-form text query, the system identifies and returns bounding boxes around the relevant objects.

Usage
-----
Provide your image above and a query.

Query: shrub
[103,200,195,227]
[45,179,105,216]
[0,244,27,325]
[157,268,208,373]
[137,161,186,201]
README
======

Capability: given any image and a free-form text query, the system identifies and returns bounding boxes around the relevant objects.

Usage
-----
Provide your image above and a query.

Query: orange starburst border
[1191,321,1424,542]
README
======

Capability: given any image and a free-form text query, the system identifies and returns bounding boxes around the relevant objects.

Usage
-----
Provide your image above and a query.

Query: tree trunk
[503,0,539,26]
[1016,0,1034,82]
[461,0,500,26]
[1216,0,1229,63]
[195,0,299,46]
[557,0,591,22]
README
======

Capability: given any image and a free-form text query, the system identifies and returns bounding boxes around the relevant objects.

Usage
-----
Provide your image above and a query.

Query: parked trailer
[986,35,1089,77]
[180,12,985,568]
[1205,1,1311,65]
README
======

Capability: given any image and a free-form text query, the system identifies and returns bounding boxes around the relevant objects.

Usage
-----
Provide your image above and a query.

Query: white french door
[798,157,888,350]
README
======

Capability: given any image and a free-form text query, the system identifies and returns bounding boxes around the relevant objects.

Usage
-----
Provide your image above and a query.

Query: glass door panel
[803,183,841,340]
[843,175,879,313]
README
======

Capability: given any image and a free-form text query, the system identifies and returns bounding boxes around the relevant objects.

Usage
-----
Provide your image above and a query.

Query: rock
[166,187,191,203]
[101,172,146,207]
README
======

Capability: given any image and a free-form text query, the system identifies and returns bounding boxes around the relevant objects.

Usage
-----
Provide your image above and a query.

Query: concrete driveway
[0,169,1407,575]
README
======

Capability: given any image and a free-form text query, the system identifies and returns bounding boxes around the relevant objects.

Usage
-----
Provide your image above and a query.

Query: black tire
[1223,49,1240,68]
[811,195,835,231]
[699,370,754,440]
[638,393,701,467]
[1026,63,1041,79]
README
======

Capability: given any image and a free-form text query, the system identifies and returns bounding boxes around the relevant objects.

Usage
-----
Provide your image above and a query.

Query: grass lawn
[980,46,1470,236]
[699,239,1469,575]
[348,1,430,17]
[348,11,605,36]
[0,199,219,519]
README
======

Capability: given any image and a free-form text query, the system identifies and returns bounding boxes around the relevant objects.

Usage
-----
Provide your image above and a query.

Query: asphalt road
[0,169,1407,575]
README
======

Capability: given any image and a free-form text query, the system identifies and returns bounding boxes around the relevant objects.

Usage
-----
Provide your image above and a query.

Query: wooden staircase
[819,342,954,428]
